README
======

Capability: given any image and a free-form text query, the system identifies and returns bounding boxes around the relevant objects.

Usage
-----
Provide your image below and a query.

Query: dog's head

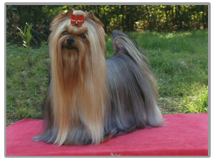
[48,8,107,90]
[49,8,106,60]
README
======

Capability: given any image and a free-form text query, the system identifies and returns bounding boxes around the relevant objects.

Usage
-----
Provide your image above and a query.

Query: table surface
[6,113,208,156]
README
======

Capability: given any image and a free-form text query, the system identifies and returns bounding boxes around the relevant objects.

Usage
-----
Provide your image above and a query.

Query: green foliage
[18,23,33,51]
[17,23,33,68]
[6,5,208,45]
[7,5,48,30]
[6,5,49,44]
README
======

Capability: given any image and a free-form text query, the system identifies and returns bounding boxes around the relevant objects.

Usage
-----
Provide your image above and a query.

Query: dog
[33,8,163,145]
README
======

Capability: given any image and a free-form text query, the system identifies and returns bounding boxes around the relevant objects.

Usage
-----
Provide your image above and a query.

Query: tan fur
[48,8,107,145]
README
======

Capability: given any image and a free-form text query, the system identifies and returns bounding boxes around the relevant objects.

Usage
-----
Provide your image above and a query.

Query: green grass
[132,30,208,114]
[6,30,208,126]
[6,42,50,126]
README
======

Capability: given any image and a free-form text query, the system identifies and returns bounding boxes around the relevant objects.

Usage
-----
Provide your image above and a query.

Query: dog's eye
[80,34,86,39]
[62,31,68,35]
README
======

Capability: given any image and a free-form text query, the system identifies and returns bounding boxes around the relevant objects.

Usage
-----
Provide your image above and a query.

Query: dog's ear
[64,8,74,17]
[86,10,104,27]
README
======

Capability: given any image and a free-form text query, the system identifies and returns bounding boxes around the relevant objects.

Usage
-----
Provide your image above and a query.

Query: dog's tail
[105,30,163,135]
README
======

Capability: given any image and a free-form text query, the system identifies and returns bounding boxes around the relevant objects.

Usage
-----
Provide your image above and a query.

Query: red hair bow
[70,14,85,27]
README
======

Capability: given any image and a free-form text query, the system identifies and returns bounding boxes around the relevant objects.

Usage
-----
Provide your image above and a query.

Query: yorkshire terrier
[33,8,163,145]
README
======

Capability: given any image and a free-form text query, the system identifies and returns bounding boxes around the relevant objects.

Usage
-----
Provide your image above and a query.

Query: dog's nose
[67,37,75,45]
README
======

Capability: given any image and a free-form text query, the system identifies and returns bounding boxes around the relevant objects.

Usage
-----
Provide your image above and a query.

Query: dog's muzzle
[64,37,76,50]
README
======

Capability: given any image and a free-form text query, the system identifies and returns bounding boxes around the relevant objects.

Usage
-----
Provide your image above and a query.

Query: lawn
[6,29,208,126]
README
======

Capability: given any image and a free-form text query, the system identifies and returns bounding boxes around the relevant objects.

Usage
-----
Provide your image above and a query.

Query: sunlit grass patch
[182,84,208,113]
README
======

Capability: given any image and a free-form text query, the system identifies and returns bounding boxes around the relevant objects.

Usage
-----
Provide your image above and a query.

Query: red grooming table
[6,113,208,156]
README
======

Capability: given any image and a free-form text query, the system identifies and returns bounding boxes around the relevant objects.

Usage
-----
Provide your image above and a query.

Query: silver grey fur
[104,30,163,138]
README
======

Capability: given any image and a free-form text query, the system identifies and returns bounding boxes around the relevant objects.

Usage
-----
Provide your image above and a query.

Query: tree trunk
[145,5,150,31]
[171,5,174,28]
[178,5,182,30]
[122,5,125,31]
[205,5,208,28]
